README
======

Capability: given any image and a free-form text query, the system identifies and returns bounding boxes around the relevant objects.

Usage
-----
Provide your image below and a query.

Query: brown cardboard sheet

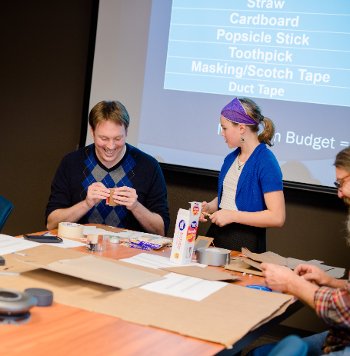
[163,265,240,281]
[45,255,163,289]
[95,283,293,348]
[237,248,345,278]
[252,297,297,330]
[0,270,117,308]
[224,249,288,276]
[0,244,85,273]
[0,254,37,274]
[242,248,287,265]
[194,235,214,250]
[225,257,263,276]
[0,273,292,347]
[3,245,163,289]
[0,245,294,348]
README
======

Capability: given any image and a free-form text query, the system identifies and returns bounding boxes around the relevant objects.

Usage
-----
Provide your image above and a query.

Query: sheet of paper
[34,233,86,248]
[52,237,86,248]
[120,253,205,269]
[114,230,149,239]
[112,230,168,241]
[140,272,226,301]
[0,234,39,255]
[326,267,346,279]
[0,233,85,255]
[82,225,124,236]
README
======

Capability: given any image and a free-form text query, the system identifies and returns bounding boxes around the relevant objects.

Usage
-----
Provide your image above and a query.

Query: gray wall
[0,0,348,333]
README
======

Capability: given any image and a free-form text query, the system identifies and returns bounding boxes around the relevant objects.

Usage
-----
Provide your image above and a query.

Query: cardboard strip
[225,257,263,276]
[239,248,345,278]
[163,265,240,282]
[45,255,163,289]
[6,245,163,289]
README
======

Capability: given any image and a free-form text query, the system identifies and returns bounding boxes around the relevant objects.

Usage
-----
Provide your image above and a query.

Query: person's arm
[204,197,218,213]
[209,190,285,228]
[129,199,165,236]
[262,263,350,329]
[261,263,319,309]
[47,201,90,230]
[46,182,110,230]
[314,284,350,328]
[112,186,165,236]
[299,265,350,328]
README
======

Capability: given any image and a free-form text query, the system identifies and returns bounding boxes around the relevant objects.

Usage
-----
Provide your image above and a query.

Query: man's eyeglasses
[334,174,350,189]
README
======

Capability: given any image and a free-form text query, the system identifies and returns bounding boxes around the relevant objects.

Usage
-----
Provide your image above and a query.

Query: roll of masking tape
[57,222,83,240]
[195,247,231,266]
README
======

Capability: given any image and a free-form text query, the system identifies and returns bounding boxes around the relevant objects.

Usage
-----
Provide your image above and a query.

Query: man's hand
[294,264,330,286]
[86,182,110,208]
[261,263,296,293]
[112,186,138,210]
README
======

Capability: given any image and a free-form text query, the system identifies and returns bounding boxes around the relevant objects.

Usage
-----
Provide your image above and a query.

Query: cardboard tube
[106,188,118,206]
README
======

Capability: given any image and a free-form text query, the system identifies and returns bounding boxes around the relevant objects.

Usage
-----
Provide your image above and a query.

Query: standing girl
[201,97,285,252]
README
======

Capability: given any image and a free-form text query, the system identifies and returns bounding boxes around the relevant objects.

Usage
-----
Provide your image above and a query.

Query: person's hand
[294,264,330,286]
[200,201,211,222]
[210,209,235,227]
[86,182,110,208]
[112,186,138,210]
[261,263,296,293]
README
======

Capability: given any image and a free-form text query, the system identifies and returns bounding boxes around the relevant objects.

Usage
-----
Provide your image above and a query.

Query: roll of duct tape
[57,222,83,240]
[195,247,231,266]
[24,288,54,306]
[0,289,36,315]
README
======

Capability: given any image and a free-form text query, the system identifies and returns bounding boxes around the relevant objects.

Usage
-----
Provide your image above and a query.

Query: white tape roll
[57,222,83,240]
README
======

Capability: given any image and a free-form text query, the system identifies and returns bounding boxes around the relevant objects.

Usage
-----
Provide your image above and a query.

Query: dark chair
[0,195,14,232]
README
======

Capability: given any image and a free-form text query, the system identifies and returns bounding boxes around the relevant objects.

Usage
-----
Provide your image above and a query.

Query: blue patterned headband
[221,98,257,125]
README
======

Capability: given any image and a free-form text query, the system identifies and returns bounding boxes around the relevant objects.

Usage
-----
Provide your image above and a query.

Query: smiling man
[46,100,169,236]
